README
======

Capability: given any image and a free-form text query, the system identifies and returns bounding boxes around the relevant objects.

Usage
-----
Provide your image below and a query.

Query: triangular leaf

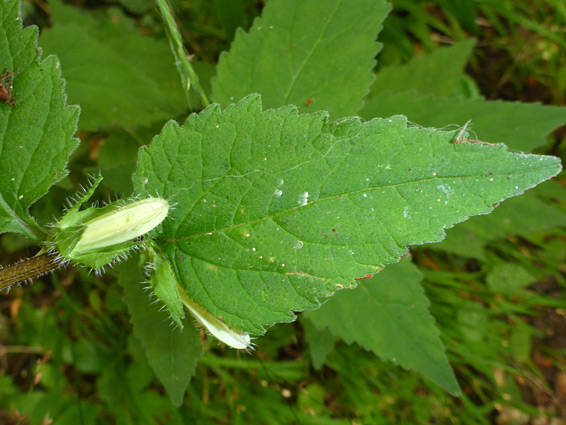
[133,95,561,335]
[0,0,79,240]
[301,317,337,370]
[305,259,460,395]
[371,39,475,97]
[119,257,203,407]
[212,0,391,118]
[486,263,536,295]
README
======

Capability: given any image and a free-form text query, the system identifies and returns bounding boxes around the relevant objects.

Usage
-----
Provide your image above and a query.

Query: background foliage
[1,0,565,424]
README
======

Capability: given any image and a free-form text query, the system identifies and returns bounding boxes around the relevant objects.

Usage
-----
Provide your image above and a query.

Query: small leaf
[486,263,536,295]
[119,257,203,407]
[305,259,460,395]
[133,95,561,335]
[301,317,337,370]
[212,0,391,118]
[148,247,185,328]
[0,0,79,240]
[370,39,475,98]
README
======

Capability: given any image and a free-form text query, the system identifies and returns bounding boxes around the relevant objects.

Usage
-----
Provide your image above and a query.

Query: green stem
[155,0,210,108]
[0,252,62,291]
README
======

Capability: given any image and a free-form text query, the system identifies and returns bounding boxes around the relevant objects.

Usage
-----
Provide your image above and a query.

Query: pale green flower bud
[147,249,250,349]
[53,176,169,269]
[179,286,251,350]
[73,198,169,253]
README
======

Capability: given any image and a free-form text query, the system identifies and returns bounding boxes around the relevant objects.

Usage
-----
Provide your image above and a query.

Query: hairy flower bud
[147,249,251,349]
[53,176,169,269]
[72,198,169,253]
[179,286,251,350]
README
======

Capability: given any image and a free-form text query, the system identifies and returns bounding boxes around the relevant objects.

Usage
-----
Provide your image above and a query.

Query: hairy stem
[155,0,210,108]
[0,252,63,291]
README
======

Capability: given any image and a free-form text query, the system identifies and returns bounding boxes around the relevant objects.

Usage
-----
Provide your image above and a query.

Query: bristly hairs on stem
[1,175,161,291]
[0,177,102,291]
[2,172,172,294]
[0,252,64,291]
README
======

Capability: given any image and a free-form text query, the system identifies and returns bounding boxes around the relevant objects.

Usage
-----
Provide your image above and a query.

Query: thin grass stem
[155,0,210,108]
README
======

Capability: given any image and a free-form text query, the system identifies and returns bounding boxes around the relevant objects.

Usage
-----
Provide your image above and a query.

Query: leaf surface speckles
[134,95,562,334]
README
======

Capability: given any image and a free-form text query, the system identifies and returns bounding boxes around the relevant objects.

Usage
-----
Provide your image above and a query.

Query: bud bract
[148,247,185,327]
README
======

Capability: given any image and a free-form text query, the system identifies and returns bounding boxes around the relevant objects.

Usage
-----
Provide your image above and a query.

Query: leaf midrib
[161,164,555,243]
[281,0,341,106]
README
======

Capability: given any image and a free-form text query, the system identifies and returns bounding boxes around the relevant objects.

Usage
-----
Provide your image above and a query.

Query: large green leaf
[360,91,566,152]
[39,0,186,131]
[119,257,203,406]
[133,95,561,335]
[305,259,459,395]
[0,0,79,240]
[212,0,391,118]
